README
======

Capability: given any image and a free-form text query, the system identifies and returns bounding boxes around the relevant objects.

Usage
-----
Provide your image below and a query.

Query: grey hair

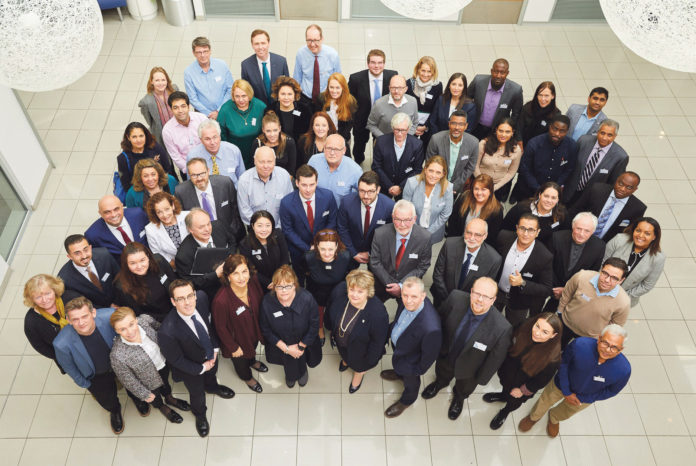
[393,199,416,218]
[185,207,209,230]
[402,276,425,293]
[572,211,598,229]
[599,118,620,133]
[465,217,488,234]
[198,119,221,138]
[601,324,628,341]
[391,112,412,130]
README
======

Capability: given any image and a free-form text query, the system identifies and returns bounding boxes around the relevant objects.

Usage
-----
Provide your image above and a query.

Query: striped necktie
[577,147,602,191]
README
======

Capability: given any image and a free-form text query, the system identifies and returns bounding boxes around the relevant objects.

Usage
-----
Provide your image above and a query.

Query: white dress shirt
[256,56,271,79]
[121,325,167,370]
[300,193,316,218]
[72,260,101,282]
[107,219,134,246]
[498,241,535,293]
[360,198,378,234]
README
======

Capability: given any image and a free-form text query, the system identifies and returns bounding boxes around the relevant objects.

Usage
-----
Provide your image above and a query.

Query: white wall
[522,0,556,22]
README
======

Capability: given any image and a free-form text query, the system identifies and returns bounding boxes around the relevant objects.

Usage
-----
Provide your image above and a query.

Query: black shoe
[482,392,505,404]
[247,382,263,393]
[206,385,235,399]
[165,395,191,412]
[160,406,183,424]
[421,381,443,400]
[489,409,508,430]
[134,399,151,417]
[384,401,408,418]
[195,416,210,437]
[286,379,296,388]
[349,379,363,394]
[319,337,326,347]
[339,360,349,372]
[252,361,269,373]
[110,411,124,434]
[448,398,464,420]
[298,371,309,387]
[380,369,400,381]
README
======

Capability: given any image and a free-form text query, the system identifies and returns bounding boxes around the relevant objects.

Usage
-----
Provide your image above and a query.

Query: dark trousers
[493,386,535,414]
[231,356,258,382]
[560,316,580,350]
[495,292,530,329]
[88,371,122,413]
[392,369,421,406]
[281,353,309,383]
[434,356,479,402]
[150,366,174,408]
[352,126,370,165]
[180,360,220,418]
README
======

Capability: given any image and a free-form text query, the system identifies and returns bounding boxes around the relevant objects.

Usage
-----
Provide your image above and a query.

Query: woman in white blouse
[144,192,189,267]
[403,155,453,244]
[473,117,523,202]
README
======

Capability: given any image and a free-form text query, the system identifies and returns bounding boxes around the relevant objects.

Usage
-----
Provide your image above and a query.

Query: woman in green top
[218,79,267,169]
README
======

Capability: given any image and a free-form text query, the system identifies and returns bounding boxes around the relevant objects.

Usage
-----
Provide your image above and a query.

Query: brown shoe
[385,401,409,418]
[546,418,559,438]
[518,415,537,432]
[380,369,401,381]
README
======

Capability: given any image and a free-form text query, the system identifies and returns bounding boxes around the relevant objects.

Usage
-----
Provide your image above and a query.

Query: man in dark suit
[421,277,513,420]
[85,195,149,261]
[348,49,398,164]
[279,164,337,284]
[544,212,606,312]
[380,277,441,418]
[431,218,502,308]
[175,158,244,242]
[58,234,119,308]
[369,200,432,302]
[337,170,395,269]
[158,279,235,437]
[467,58,524,139]
[175,208,236,301]
[568,172,646,242]
[495,213,553,327]
[240,29,289,106]
[562,120,629,206]
[371,112,424,198]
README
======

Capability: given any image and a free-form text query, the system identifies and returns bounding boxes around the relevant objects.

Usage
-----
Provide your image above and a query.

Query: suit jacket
[426,130,479,193]
[84,208,149,261]
[562,135,629,204]
[566,104,607,139]
[138,84,179,145]
[53,308,116,388]
[157,291,220,382]
[390,298,442,377]
[240,52,289,105]
[348,68,398,128]
[369,223,432,287]
[496,230,553,313]
[427,97,477,135]
[467,75,524,129]
[174,175,243,240]
[431,240,502,307]
[549,230,605,287]
[439,291,512,383]
[337,192,394,257]
[144,211,190,263]
[402,177,453,244]
[371,133,424,192]
[58,247,120,308]
[279,187,338,261]
[568,183,646,242]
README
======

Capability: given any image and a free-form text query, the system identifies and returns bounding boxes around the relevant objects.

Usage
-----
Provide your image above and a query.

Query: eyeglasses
[189,171,208,179]
[393,217,413,224]
[174,292,196,304]
[325,146,345,153]
[389,86,406,91]
[599,270,622,282]
[392,128,409,133]
[449,122,467,127]
[598,339,622,353]
[470,291,495,301]
[464,231,486,239]
[275,284,295,291]
[517,226,538,234]
[358,189,377,195]
[306,39,321,44]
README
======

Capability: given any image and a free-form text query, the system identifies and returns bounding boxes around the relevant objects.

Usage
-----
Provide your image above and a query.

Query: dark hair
[458,174,502,221]
[509,312,562,376]
[64,234,87,253]
[589,87,609,99]
[518,212,540,228]
[449,109,468,122]
[527,181,565,224]
[530,81,558,114]
[624,217,662,255]
[271,76,301,101]
[65,296,94,314]
[121,122,156,151]
[442,72,472,108]
[302,111,337,153]
[115,242,161,304]
[483,118,516,157]
[550,114,570,127]
[312,229,346,259]
[220,254,256,287]
[295,164,318,181]
[258,110,287,157]
[359,170,380,188]
[248,210,279,249]
[145,191,183,225]
[621,170,641,184]
[169,278,194,298]
[167,90,190,107]
[602,257,629,279]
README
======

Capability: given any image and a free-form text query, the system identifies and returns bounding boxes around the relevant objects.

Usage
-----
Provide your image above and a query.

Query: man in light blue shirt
[566,87,609,141]
[184,37,234,120]
[187,119,245,187]
[308,134,362,206]
[293,24,341,101]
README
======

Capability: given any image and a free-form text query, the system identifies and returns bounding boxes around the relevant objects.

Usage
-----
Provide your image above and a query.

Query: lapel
[210,178,224,214]
[596,144,615,171]
[386,226,397,268]
[397,305,426,345]
[519,242,538,275]
[477,77,488,106]
[67,262,99,291]
[68,327,96,375]
[451,240,466,286]
[396,138,413,171]
[295,192,312,234]
[380,71,390,95]
[175,312,204,351]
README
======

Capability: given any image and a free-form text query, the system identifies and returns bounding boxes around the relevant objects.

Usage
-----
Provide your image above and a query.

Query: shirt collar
[256,55,270,65]
[396,229,412,243]
[300,193,316,204]
[592,141,613,154]
[195,60,215,73]
[582,107,600,121]
[388,94,409,107]
[589,273,620,298]
[487,80,505,94]
[121,325,146,346]
[513,240,535,254]
[194,182,213,197]
[450,137,462,148]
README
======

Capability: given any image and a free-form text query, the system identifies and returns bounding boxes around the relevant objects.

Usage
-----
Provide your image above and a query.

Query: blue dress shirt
[236,166,294,226]
[187,141,245,187]
[184,58,234,116]
[293,45,341,98]
[308,154,362,206]
[571,107,600,141]
[589,274,621,298]
[391,302,424,345]
[596,191,628,238]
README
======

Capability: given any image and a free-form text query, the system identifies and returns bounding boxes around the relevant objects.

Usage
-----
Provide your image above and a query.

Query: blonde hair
[109,307,136,328]
[23,274,65,308]
[413,56,438,80]
[232,79,254,100]
[417,155,449,197]
[271,265,299,293]
[345,270,375,298]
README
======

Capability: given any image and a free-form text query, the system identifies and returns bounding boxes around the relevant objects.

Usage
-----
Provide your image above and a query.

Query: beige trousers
[529,379,591,424]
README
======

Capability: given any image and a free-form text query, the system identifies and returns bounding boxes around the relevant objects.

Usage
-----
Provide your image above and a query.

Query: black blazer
[445,197,503,245]
[57,247,120,308]
[348,68,398,128]
[238,229,290,292]
[390,298,442,377]
[406,79,443,117]
[113,255,178,321]
[265,100,313,143]
[250,136,298,178]
[549,230,605,287]
[316,93,355,145]
[501,201,565,248]
[427,97,477,135]
[371,133,424,192]
[24,290,79,365]
[495,230,553,313]
[240,52,290,105]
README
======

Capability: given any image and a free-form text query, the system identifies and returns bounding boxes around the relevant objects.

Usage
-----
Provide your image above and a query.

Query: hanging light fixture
[380,0,473,21]
[0,0,103,92]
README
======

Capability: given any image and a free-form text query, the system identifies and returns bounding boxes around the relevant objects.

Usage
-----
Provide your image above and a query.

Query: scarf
[412,77,439,106]
[154,91,174,127]
[37,297,69,329]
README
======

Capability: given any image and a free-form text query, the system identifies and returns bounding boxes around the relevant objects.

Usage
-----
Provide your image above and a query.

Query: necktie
[262,62,272,99]
[449,312,473,365]
[191,315,214,360]
[206,242,214,248]
[363,204,371,237]
[116,226,132,244]
[306,200,314,232]
[458,253,473,289]
[87,268,103,291]
[594,196,617,237]
[210,156,220,175]
[200,192,215,220]
[372,79,380,106]
[578,147,602,191]
[395,238,407,270]
[312,55,320,101]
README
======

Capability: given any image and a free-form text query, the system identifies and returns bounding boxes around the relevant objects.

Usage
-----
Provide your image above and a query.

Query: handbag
[113,151,131,202]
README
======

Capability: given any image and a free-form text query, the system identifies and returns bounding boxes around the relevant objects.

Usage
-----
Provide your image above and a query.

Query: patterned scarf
[37,297,69,329]
[412,77,439,106]
[154,91,174,126]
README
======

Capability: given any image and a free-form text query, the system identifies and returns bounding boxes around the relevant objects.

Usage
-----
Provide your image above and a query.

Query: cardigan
[473,139,523,191]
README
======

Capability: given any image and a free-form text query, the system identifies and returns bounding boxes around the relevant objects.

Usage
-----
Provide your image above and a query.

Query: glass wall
[0,164,28,260]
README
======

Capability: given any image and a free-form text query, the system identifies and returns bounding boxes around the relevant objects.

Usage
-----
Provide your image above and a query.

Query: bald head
[98,195,124,227]
[254,146,276,180]
[464,218,488,251]
[389,75,407,103]
[325,134,346,168]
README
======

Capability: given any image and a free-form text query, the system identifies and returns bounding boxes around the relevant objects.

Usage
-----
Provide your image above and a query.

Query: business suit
[402,177,453,244]
[467,75,523,136]
[566,104,607,139]
[348,68,398,163]
[337,191,394,262]
[371,133,424,195]
[568,183,646,242]
[58,247,120,308]
[138,84,179,146]
[175,175,244,241]
[427,97,478,135]
[431,240,502,308]
[240,52,289,105]
[426,130,479,194]
[85,208,149,261]
[144,211,190,263]
[562,135,629,205]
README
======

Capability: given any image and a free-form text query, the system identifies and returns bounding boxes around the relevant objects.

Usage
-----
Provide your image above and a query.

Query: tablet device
[190,248,230,275]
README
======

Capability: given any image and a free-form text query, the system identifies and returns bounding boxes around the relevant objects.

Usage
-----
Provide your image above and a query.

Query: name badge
[522,272,533,278]
[160,275,167,284]
[377,219,386,225]
[221,200,229,207]
[236,306,246,315]
[252,249,262,255]
[473,341,487,351]
[139,230,146,238]
[325,265,332,270]
[404,167,413,173]
[437,202,445,208]
[251,118,257,126]
[599,168,609,174]
[292,110,301,116]
[273,311,283,318]
[426,93,433,99]
[469,264,479,271]
[503,159,512,166]
[461,155,469,160]
[275,193,284,199]
[551,222,560,229]
[619,219,630,227]
[593,375,605,383]
[101,272,110,281]
[541,120,547,127]
[580,293,591,301]
[560,160,568,166]
[500,103,508,109]
[215,76,222,82]
[322,210,330,217]
[409,253,418,259]
[338,181,346,186]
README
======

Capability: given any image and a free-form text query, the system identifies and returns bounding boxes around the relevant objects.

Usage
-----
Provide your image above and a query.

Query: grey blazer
[369,223,432,287]
[110,314,166,401]
[426,130,479,194]
[566,104,607,139]
[402,177,453,244]
[467,75,523,129]
[603,233,665,307]
[138,84,180,146]
[174,175,243,239]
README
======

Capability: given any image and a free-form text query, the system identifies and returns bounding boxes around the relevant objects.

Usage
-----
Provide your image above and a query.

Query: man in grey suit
[562,119,628,206]
[426,110,479,196]
[566,87,609,141]
[467,58,523,140]
[240,29,289,106]
[431,218,502,308]
[421,277,513,420]
[369,200,432,302]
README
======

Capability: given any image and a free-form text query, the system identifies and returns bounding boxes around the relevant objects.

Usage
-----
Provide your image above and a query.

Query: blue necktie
[192,315,214,360]
[200,192,215,220]
[262,62,271,99]
[458,253,473,289]
[372,79,380,105]
[595,196,617,238]
[449,311,474,365]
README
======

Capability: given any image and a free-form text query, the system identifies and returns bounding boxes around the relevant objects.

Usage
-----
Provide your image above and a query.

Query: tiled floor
[1,10,696,466]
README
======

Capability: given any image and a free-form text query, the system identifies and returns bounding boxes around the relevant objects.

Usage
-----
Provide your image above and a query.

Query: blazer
[426,130,480,193]
[369,223,432,287]
[603,233,666,307]
[406,79,443,118]
[427,96,477,135]
[348,68,398,128]
[175,175,243,241]
[495,230,553,313]
[58,247,120,308]
[84,207,149,261]
[445,197,504,245]
[431,240,502,307]
[157,291,220,382]
[238,229,290,291]
[337,191,394,257]
[390,298,442,377]
[53,308,116,388]
[265,100,313,143]
[549,230,605,287]
[500,201,564,247]
[279,187,338,261]
[144,211,190,263]
[439,291,513,383]
[240,52,290,105]
[112,255,178,321]
[402,177,453,244]
[137,84,180,146]
[467,75,524,129]
[23,291,80,365]
[110,314,166,401]
[371,133,424,192]
[566,104,607,139]
[562,135,629,204]
[316,92,355,145]
[568,183,646,242]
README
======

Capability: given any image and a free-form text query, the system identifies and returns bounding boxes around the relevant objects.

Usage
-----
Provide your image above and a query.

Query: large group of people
[25,24,665,442]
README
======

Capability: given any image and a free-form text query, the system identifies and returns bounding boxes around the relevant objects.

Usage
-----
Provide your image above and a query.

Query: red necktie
[363,205,371,238]
[306,200,314,232]
[116,226,132,244]
[312,55,320,101]
[395,238,407,270]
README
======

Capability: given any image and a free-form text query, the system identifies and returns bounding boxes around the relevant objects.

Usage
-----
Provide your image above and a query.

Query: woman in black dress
[446,173,503,245]
[501,182,566,247]
[265,76,312,143]
[238,210,290,293]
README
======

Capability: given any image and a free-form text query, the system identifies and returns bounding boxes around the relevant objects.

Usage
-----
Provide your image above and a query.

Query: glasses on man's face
[392,128,409,134]
[517,226,538,235]
[359,189,377,195]
[189,171,207,179]
[470,290,495,301]
[275,284,295,292]
[389,86,406,91]
[393,217,413,224]
[174,292,196,304]
[598,339,622,353]
[464,230,486,239]
[599,270,622,282]
[325,146,345,153]
[306,38,321,44]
